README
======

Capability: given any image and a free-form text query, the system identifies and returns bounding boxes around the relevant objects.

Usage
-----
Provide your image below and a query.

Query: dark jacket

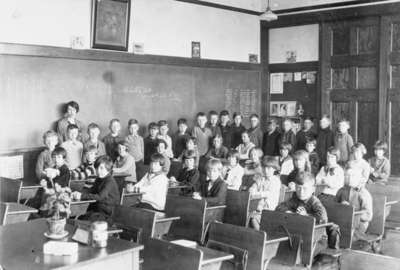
[219,123,232,149]
[177,168,200,195]
[296,129,317,151]
[309,151,321,175]
[196,176,228,206]
[276,193,328,224]
[316,128,335,166]
[102,133,124,162]
[48,164,70,188]
[230,124,246,149]
[280,130,297,151]
[247,126,264,148]
[172,131,191,158]
[262,129,281,156]
[81,174,120,216]
[144,136,158,165]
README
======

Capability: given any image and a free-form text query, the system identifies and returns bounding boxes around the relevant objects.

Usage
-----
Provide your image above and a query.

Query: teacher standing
[57,101,85,142]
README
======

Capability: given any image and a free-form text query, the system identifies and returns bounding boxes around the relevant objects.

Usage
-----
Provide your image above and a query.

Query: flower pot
[47,218,66,235]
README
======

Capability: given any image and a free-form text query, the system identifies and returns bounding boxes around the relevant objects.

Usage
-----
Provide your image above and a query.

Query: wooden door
[321,18,379,158]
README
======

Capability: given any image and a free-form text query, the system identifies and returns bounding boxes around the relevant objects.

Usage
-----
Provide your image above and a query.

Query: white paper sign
[0,155,24,179]
[270,73,284,94]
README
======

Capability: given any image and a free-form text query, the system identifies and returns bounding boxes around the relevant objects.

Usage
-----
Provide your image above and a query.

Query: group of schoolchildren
[34,101,391,255]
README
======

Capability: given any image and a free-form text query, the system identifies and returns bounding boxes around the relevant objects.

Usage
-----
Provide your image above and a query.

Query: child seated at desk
[170,150,199,195]
[223,150,244,190]
[73,156,120,222]
[276,172,340,252]
[316,147,344,202]
[36,130,58,180]
[243,148,263,176]
[306,139,320,175]
[113,141,136,182]
[193,159,227,206]
[336,161,373,242]
[156,139,171,175]
[61,124,83,170]
[236,131,255,161]
[205,135,229,160]
[71,145,97,181]
[177,136,200,167]
[133,153,169,211]
[279,142,294,186]
[349,143,370,186]
[286,150,311,189]
[248,156,281,230]
[369,140,390,184]
[40,146,71,188]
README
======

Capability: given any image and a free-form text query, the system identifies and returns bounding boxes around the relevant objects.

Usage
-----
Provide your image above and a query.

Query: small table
[3,202,38,225]
[70,200,96,219]
[0,218,143,270]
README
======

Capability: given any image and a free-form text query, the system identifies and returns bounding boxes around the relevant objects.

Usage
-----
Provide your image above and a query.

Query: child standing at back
[208,110,221,138]
[247,114,264,148]
[192,112,213,156]
[144,122,159,165]
[334,119,354,166]
[219,110,232,149]
[262,119,281,157]
[336,161,373,242]
[125,119,144,169]
[369,140,391,183]
[279,142,294,186]
[84,123,106,160]
[316,115,335,166]
[36,130,58,181]
[350,143,370,185]
[231,113,246,149]
[61,124,83,170]
[157,120,174,159]
[103,119,124,162]
[306,139,320,175]
[280,118,296,150]
[173,118,191,158]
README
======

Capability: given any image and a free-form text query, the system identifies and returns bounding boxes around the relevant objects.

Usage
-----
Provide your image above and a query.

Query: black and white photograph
[1,0,400,270]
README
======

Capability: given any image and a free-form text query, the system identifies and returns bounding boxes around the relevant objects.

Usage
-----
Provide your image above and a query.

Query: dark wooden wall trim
[175,0,261,15]
[262,2,400,28]
[269,61,319,72]
[260,23,269,123]
[0,42,261,71]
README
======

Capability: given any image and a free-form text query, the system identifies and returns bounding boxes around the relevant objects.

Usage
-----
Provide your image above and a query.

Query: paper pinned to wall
[0,155,24,179]
[270,73,284,94]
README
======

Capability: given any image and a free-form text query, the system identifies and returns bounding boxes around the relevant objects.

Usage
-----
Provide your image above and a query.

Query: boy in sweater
[192,112,213,156]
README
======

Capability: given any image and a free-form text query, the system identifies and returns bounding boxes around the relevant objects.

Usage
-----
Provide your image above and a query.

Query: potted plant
[40,182,72,236]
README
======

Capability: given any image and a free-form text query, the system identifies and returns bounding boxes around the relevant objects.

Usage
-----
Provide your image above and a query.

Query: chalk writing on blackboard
[225,89,258,117]
[121,86,182,103]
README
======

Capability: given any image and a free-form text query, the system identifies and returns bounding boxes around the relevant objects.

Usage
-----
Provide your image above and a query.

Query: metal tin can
[90,221,108,248]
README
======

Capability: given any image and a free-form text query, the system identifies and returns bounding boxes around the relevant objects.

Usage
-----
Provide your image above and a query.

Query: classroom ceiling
[269,0,361,10]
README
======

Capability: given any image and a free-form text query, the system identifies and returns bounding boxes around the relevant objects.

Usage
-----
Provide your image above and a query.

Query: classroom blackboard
[0,54,261,150]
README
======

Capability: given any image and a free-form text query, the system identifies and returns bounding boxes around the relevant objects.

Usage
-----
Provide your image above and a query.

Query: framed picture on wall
[91,0,131,51]
[192,42,201,58]
[270,101,297,117]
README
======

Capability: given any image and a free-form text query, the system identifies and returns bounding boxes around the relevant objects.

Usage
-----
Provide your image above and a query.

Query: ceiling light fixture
[260,0,278,21]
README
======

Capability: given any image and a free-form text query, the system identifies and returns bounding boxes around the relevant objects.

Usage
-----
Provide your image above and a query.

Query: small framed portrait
[91,0,131,51]
[249,54,258,63]
[192,41,201,58]
[286,50,297,63]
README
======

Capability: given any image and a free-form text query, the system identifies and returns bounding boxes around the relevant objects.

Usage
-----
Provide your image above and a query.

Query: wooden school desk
[70,200,96,219]
[1,202,38,225]
[0,218,143,270]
